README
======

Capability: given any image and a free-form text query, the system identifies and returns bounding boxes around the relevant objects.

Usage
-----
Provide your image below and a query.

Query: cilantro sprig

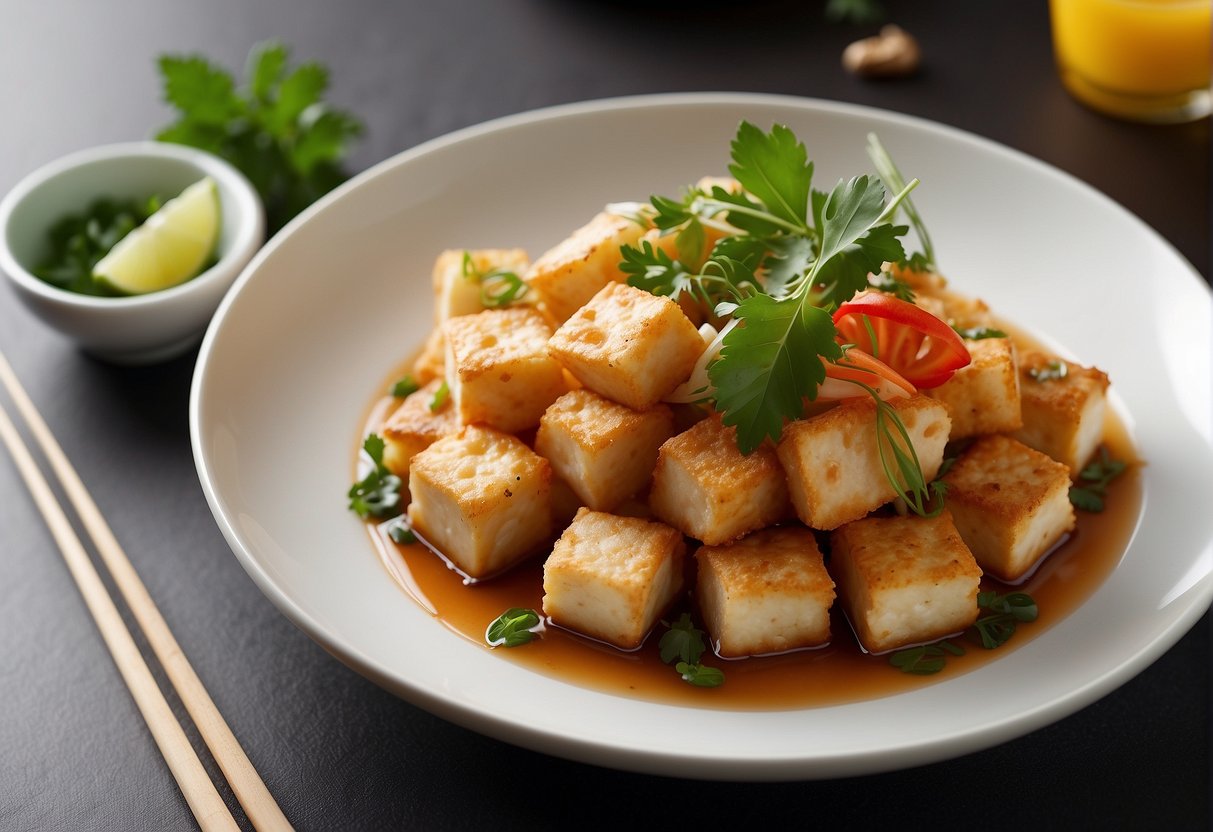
[658,613,724,688]
[1069,448,1127,512]
[33,196,161,295]
[486,608,544,648]
[156,41,363,234]
[347,433,401,519]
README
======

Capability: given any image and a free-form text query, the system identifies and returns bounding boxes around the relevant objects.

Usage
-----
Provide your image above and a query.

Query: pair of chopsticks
[0,352,292,832]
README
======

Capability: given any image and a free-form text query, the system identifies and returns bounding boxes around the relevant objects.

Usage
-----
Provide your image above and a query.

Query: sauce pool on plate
[359,385,1142,711]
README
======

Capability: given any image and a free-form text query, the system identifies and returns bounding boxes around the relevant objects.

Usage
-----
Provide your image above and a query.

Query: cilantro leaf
[658,613,707,665]
[728,122,813,230]
[676,662,725,688]
[813,219,908,307]
[762,235,815,298]
[1069,447,1127,512]
[709,294,841,453]
[156,41,363,233]
[347,433,401,519]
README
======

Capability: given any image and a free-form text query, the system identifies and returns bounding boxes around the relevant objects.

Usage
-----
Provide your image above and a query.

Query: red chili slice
[832,291,971,388]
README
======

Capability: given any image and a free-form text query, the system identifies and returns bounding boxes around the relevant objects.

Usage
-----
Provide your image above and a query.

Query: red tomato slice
[832,291,971,388]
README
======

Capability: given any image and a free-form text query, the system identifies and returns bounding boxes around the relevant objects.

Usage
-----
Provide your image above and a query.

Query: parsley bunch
[156,41,363,234]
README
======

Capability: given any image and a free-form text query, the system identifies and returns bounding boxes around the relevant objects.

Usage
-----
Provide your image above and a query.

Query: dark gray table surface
[1,2,1209,830]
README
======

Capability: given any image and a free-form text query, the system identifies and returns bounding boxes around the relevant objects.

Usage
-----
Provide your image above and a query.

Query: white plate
[190,93,1213,780]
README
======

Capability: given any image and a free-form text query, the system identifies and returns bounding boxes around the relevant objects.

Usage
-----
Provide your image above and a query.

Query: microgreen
[156,41,363,233]
[429,381,450,412]
[486,608,543,648]
[390,375,420,398]
[347,433,401,519]
[659,614,724,688]
[1069,448,1127,512]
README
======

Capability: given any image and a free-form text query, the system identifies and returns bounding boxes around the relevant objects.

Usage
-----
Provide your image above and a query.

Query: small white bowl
[0,142,264,364]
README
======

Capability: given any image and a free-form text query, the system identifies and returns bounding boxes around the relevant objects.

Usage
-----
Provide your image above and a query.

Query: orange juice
[1050,0,1212,121]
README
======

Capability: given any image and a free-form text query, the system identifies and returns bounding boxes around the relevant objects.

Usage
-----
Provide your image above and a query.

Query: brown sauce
[358,378,1143,712]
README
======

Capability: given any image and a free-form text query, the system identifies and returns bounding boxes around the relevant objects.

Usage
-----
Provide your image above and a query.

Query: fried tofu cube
[525,211,648,323]
[928,337,1022,439]
[432,248,529,323]
[542,508,685,649]
[649,415,791,546]
[778,395,951,531]
[407,426,552,580]
[535,389,675,512]
[1012,352,1110,473]
[381,379,461,478]
[695,526,835,658]
[443,307,568,433]
[941,434,1076,582]
[547,282,703,411]
[411,327,446,384]
[830,510,982,654]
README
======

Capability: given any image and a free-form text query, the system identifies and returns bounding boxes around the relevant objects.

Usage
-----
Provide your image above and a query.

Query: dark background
[1,1,1209,829]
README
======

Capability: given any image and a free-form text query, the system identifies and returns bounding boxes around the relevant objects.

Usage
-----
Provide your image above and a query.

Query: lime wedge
[93,177,220,295]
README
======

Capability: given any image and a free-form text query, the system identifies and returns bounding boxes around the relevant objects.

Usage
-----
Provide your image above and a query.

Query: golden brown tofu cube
[542,508,685,649]
[830,510,982,654]
[1012,351,1110,474]
[431,248,530,323]
[411,327,446,385]
[407,426,552,580]
[381,379,461,478]
[928,337,1022,439]
[941,434,1076,583]
[535,389,675,512]
[443,307,568,433]
[696,526,835,658]
[649,414,791,546]
[547,282,704,411]
[777,395,951,531]
[525,211,648,323]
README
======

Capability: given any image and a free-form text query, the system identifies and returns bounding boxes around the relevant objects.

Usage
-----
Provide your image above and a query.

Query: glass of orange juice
[1049,0,1212,123]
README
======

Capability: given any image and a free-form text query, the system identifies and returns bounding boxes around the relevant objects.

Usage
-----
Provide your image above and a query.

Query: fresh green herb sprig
[861,376,947,517]
[385,516,416,545]
[347,433,401,519]
[658,613,725,688]
[866,133,935,273]
[156,41,363,234]
[1069,448,1127,512]
[890,591,1038,674]
[34,196,160,295]
[486,608,543,648]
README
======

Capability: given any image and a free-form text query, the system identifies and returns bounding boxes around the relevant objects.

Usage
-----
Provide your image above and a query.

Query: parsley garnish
[486,608,543,648]
[156,41,363,234]
[347,433,402,519]
[1069,447,1127,512]
[390,375,420,398]
[658,613,724,688]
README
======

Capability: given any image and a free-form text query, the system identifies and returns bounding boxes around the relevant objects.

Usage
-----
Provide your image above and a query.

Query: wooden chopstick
[0,352,292,832]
